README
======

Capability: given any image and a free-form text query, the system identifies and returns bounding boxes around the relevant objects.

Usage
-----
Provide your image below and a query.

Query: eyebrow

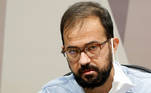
[86,40,100,45]
[66,40,100,49]
[67,46,79,49]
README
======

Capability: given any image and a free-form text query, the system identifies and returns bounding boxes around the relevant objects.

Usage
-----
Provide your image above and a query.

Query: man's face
[63,16,113,89]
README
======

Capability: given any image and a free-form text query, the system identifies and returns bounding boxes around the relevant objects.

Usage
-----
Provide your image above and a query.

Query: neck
[84,66,114,93]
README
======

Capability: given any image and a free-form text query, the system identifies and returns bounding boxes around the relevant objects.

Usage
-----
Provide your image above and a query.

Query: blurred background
[0,0,151,93]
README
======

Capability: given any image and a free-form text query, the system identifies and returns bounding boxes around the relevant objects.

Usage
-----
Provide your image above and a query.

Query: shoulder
[121,65,151,80]
[39,74,84,93]
[121,65,151,92]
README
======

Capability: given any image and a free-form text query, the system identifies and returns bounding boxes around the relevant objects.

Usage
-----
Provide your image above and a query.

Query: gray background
[0,0,151,93]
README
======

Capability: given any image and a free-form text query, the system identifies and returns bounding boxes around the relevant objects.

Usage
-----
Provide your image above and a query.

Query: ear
[62,46,64,49]
[113,37,119,53]
[61,46,65,56]
[61,46,65,52]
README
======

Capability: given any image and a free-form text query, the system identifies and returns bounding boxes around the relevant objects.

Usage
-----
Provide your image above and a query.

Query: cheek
[93,46,111,68]
[69,62,80,74]
[100,44,112,61]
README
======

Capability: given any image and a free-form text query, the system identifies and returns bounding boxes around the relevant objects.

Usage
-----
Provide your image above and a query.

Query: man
[39,1,151,93]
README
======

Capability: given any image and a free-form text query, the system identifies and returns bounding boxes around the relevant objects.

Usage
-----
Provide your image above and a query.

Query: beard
[69,49,113,89]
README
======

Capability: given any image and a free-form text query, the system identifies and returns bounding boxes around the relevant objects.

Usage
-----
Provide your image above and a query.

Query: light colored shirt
[109,62,134,93]
[39,62,151,93]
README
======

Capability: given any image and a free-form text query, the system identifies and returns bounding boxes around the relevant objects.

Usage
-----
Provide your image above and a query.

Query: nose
[78,52,91,65]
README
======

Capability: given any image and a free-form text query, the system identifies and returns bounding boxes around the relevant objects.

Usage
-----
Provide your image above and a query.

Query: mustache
[78,64,99,75]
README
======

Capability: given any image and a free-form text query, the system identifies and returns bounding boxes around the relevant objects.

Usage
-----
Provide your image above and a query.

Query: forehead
[64,16,106,47]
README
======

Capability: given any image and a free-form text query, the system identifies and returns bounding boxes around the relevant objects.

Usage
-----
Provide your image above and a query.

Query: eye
[68,49,78,54]
[88,45,98,51]
[66,48,79,56]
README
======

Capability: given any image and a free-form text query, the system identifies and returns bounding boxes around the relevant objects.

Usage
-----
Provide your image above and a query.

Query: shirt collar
[109,61,135,93]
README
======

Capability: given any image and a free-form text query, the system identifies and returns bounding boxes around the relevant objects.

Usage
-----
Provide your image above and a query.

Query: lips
[82,69,95,74]
[83,69,93,73]
[78,64,99,76]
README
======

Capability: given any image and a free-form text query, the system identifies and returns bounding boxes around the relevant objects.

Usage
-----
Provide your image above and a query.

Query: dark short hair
[60,1,113,45]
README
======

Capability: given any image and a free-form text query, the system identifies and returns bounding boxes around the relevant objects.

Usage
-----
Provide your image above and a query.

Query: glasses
[62,39,110,63]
